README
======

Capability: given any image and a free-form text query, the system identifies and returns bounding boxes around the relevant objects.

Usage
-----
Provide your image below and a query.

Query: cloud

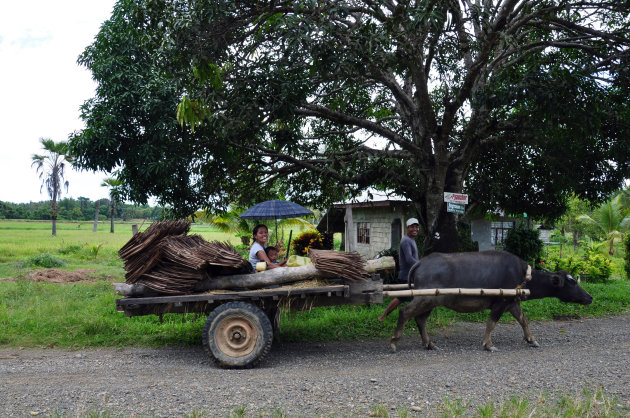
[12,30,53,49]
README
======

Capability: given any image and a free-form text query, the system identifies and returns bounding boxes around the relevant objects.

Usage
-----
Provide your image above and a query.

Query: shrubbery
[542,253,612,283]
[23,253,65,268]
[503,223,543,265]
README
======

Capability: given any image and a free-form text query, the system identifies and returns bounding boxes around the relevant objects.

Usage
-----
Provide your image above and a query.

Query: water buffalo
[390,250,592,353]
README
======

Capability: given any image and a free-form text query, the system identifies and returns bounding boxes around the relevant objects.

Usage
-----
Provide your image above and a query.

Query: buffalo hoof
[529,341,540,348]
[389,342,397,353]
[425,343,439,351]
[484,345,499,352]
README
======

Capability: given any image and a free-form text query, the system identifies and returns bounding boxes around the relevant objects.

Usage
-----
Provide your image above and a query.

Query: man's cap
[406,218,419,227]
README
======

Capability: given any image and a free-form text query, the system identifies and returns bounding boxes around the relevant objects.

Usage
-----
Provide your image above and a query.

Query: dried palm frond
[308,249,368,281]
[119,220,252,293]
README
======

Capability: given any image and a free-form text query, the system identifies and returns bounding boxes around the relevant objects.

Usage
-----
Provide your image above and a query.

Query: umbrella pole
[286,230,293,260]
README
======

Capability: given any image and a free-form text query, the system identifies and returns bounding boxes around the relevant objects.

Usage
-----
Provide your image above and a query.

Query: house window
[357,222,370,244]
[491,221,514,246]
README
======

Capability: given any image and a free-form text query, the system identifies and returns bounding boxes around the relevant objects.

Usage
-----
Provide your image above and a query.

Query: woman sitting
[248,224,287,271]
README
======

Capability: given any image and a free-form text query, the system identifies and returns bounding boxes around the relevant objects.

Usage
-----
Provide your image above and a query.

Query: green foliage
[582,254,613,283]
[0,198,162,221]
[543,255,585,277]
[542,253,612,283]
[503,224,543,264]
[625,235,630,279]
[23,253,65,268]
[578,195,630,255]
[85,243,105,259]
[58,243,83,255]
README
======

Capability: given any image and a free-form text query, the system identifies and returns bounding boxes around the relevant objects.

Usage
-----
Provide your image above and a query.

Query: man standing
[378,218,420,321]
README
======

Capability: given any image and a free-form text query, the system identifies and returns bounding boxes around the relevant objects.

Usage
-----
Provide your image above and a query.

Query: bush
[542,254,585,277]
[625,235,630,279]
[542,253,612,283]
[503,223,543,264]
[582,253,612,283]
[58,244,83,255]
[292,229,324,256]
[23,253,65,268]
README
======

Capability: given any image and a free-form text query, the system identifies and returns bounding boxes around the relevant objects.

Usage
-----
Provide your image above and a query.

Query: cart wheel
[203,301,273,368]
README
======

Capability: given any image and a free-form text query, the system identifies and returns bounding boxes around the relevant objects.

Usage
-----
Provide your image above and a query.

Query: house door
[391,218,402,249]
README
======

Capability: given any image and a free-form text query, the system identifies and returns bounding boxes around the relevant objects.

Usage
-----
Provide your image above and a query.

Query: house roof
[333,189,409,206]
[317,191,412,233]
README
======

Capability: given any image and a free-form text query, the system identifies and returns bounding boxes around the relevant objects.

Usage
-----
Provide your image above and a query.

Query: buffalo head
[547,271,593,305]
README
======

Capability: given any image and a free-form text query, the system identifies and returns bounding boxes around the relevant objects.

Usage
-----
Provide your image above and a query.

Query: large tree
[31,138,72,236]
[70,0,630,252]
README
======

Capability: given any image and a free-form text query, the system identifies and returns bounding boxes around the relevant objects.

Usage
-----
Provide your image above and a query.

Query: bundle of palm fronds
[119,219,192,283]
[158,235,251,272]
[308,249,368,281]
[119,220,251,294]
[134,260,209,295]
[119,219,191,262]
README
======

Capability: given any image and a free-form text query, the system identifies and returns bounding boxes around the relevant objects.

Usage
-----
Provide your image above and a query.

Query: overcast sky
[0,0,118,204]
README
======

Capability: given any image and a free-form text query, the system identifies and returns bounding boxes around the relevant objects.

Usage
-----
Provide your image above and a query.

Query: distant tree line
[0,197,162,221]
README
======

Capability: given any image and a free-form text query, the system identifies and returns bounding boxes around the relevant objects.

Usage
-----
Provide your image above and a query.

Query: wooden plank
[383,288,530,298]
[116,285,349,306]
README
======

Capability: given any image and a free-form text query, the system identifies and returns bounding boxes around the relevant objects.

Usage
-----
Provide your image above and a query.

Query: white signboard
[444,192,469,204]
[447,202,465,214]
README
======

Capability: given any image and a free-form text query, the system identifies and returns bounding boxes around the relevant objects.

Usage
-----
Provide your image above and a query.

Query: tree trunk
[420,167,461,254]
[110,199,115,233]
[51,198,58,237]
[93,200,100,232]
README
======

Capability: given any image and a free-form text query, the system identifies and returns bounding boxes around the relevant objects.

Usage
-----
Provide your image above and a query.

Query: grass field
[1,219,629,350]
[0,220,240,277]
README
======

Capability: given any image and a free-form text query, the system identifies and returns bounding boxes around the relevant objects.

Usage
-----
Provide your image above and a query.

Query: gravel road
[2,314,629,417]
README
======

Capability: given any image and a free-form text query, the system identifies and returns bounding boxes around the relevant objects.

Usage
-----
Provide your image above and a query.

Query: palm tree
[101,178,123,233]
[578,195,630,255]
[31,138,72,236]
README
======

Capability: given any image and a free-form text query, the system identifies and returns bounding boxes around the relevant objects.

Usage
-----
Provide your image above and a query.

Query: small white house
[317,193,415,259]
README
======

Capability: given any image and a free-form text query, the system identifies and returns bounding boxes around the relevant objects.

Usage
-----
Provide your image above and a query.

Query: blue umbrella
[239,200,313,220]
[239,200,313,248]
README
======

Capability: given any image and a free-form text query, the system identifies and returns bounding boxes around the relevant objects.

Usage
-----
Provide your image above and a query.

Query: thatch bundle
[308,249,368,281]
[119,220,252,295]
[119,220,192,283]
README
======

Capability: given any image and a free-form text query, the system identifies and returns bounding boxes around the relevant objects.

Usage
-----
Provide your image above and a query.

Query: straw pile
[308,249,368,281]
[119,220,252,295]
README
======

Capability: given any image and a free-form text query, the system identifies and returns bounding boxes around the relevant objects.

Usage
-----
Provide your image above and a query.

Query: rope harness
[514,265,532,301]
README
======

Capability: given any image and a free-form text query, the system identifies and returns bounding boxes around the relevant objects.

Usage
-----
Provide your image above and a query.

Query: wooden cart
[116,275,384,368]
[116,274,531,368]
